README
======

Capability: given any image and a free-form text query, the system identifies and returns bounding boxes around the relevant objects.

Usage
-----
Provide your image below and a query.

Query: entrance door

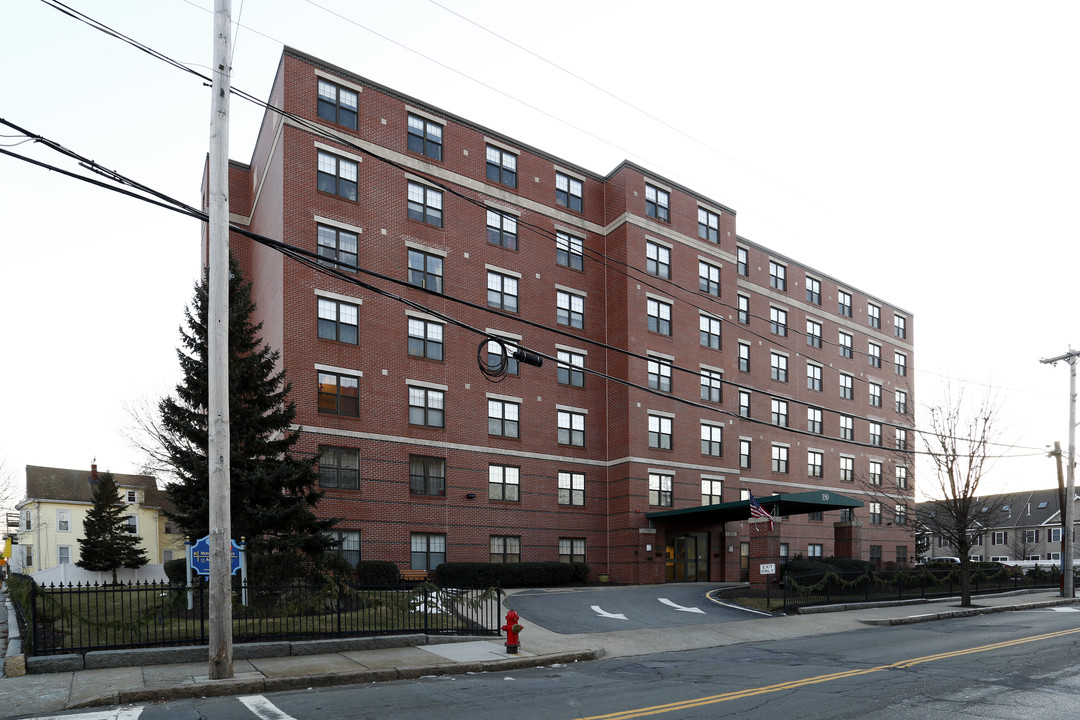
[665,533,710,581]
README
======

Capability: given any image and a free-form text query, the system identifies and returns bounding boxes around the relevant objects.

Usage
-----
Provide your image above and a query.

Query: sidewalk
[1,584,1074,718]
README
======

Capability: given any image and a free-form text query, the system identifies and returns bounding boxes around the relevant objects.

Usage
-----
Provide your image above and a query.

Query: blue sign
[189,535,242,576]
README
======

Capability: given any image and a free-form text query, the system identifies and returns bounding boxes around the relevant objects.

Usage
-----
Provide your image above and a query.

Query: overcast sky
[2,0,1078,506]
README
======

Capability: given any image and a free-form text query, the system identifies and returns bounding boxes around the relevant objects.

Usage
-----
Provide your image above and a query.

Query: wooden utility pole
[207,0,233,679]
[1041,350,1079,598]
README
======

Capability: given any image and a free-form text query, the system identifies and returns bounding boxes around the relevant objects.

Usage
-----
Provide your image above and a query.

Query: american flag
[749,492,775,531]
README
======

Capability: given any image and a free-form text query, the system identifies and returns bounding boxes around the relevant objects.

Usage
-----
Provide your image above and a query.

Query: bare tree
[0,457,19,514]
[919,388,1006,606]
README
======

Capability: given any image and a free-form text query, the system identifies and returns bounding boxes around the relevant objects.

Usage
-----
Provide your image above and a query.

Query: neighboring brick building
[218,48,916,583]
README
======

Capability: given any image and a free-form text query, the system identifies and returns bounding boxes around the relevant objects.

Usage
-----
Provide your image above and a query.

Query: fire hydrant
[501,610,523,654]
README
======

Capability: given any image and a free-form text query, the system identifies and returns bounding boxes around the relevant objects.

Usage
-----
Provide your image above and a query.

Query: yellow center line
[578,626,1080,720]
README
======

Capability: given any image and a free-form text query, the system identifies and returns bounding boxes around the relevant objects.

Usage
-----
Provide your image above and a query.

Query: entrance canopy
[645,490,863,525]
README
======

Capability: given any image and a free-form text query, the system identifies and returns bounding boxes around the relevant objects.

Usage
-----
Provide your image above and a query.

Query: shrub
[355,560,400,585]
[164,558,188,584]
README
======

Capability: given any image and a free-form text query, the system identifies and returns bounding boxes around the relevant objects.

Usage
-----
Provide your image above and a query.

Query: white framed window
[58,546,71,565]
[57,509,70,532]
[649,472,673,506]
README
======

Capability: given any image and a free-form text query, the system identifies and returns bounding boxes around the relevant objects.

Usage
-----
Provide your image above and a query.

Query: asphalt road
[505,583,767,633]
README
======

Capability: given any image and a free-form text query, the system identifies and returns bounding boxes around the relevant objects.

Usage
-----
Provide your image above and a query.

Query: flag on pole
[748,492,775,531]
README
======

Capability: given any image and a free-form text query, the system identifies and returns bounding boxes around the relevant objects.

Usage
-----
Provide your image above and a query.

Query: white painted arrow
[591,604,628,620]
[658,597,706,614]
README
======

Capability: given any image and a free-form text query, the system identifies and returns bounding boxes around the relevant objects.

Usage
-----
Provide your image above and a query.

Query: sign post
[760,563,777,609]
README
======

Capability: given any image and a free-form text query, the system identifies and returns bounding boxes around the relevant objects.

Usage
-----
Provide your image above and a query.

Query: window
[993,531,1007,545]
[738,342,750,372]
[809,511,823,522]
[407,182,443,227]
[808,543,823,558]
[488,399,520,438]
[896,465,908,489]
[487,271,519,312]
[896,546,909,564]
[838,290,852,317]
[330,530,361,567]
[769,261,787,291]
[1050,528,1063,543]
[838,331,853,358]
[411,532,446,570]
[317,80,358,130]
[770,307,787,336]
[739,390,751,417]
[701,368,723,403]
[486,209,518,250]
[807,450,823,478]
[555,172,583,212]
[770,352,788,382]
[807,363,822,392]
[895,504,908,525]
[895,389,908,415]
[738,295,750,324]
[125,515,138,534]
[559,537,586,564]
[489,465,520,501]
[772,445,789,473]
[839,373,853,400]
[648,472,674,508]
[648,298,673,335]
[317,298,359,344]
[896,427,908,451]
[127,489,138,503]
[868,342,881,368]
[868,303,881,329]
[408,318,444,360]
[771,398,788,427]
[840,415,854,441]
[646,241,670,278]
[22,511,31,531]
[319,446,360,489]
[409,386,445,427]
[806,319,822,348]
[558,410,585,446]
[869,422,882,447]
[895,314,907,339]
[317,224,358,269]
[869,460,882,485]
[407,248,443,292]
[840,456,854,482]
[698,208,720,242]
[702,479,723,505]
[740,439,752,469]
[557,290,585,329]
[645,184,670,222]
[407,114,443,160]
[490,535,521,563]
[557,349,585,387]
[24,545,33,567]
[409,456,446,496]
[317,151,358,200]
[55,509,70,532]
[58,546,71,565]
[869,545,882,568]
[701,423,723,456]
[869,383,882,407]
[649,414,673,450]
[1049,552,1061,561]
[486,145,517,188]
[806,276,821,305]
[558,471,584,506]
[318,371,359,416]
[699,261,721,296]
[807,407,823,434]
[1025,529,1040,544]
[870,502,882,524]
[648,357,673,392]
[895,351,908,377]
[556,231,584,270]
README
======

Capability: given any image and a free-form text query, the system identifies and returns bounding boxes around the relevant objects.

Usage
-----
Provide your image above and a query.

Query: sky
[2,0,1078,508]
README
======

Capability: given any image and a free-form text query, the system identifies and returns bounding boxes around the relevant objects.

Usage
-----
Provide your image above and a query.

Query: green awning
[645,490,864,524]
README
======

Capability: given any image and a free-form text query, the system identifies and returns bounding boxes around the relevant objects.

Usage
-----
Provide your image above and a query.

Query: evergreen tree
[160,257,337,580]
[77,471,149,584]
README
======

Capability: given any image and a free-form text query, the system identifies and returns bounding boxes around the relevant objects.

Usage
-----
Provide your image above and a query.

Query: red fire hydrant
[502,610,523,654]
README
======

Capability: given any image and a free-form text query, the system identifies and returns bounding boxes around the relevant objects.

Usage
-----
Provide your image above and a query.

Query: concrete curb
[860,597,1079,626]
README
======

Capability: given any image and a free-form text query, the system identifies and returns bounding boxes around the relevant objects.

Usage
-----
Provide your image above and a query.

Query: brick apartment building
[215,48,916,584]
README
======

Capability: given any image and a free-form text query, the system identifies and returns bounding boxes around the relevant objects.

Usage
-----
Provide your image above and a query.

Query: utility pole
[1041,349,1079,598]
[207,0,233,679]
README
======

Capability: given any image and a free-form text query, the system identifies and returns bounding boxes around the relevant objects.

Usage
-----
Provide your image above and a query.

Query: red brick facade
[220,48,916,583]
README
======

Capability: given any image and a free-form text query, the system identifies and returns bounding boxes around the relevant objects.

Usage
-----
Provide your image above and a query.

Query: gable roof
[916,487,1069,532]
[23,465,173,511]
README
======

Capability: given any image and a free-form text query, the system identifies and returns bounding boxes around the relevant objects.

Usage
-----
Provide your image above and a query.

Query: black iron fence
[7,575,501,656]
[783,565,1065,610]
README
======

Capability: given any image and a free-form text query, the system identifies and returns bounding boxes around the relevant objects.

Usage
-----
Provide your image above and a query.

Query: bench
[400,569,431,583]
